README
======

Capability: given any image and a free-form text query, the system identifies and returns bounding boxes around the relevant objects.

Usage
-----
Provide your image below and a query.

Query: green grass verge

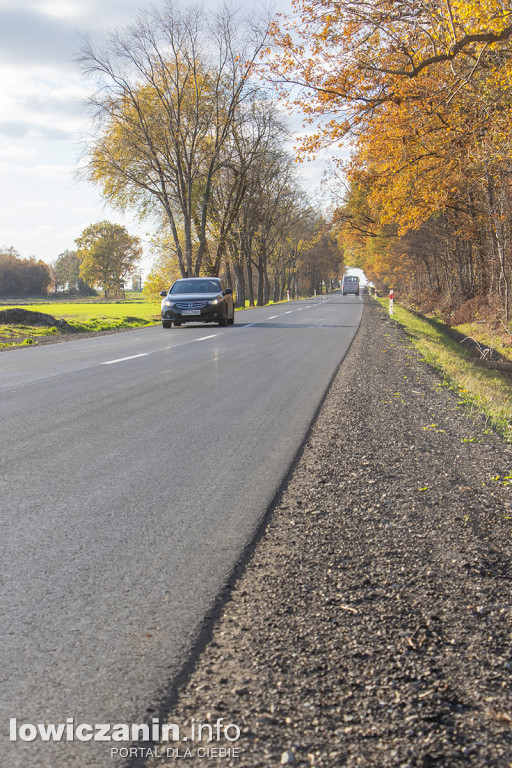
[0,325,62,348]
[377,297,512,442]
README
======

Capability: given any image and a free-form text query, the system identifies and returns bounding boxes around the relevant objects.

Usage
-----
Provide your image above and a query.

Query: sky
[0,0,331,276]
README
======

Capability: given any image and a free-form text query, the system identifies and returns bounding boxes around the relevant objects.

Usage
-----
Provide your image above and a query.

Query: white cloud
[33,0,88,20]
[0,144,38,160]
[0,121,76,141]
[25,162,74,180]
[0,61,86,129]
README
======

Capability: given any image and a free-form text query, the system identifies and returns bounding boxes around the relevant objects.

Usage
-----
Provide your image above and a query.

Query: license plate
[181,309,201,316]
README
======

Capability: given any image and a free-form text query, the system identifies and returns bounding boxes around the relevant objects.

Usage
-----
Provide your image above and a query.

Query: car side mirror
[224,288,233,295]
[160,290,167,297]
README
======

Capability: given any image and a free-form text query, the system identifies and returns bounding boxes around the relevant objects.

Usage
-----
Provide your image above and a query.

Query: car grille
[174,301,209,310]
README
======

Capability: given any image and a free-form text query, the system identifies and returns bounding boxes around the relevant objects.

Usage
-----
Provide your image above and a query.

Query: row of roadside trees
[2,208,341,302]
[1,206,341,302]
[79,1,343,303]
[268,0,512,322]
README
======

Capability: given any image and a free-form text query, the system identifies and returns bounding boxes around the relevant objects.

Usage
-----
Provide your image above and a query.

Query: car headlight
[162,299,175,307]
[208,296,223,306]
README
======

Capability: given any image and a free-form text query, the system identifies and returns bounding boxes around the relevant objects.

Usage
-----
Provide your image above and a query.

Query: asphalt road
[1,294,362,767]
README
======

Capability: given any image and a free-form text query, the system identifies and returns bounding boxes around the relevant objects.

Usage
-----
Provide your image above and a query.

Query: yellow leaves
[268,0,512,294]
[268,0,512,146]
[451,0,512,34]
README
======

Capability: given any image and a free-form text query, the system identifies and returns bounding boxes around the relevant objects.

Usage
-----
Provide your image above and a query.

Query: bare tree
[78,1,270,278]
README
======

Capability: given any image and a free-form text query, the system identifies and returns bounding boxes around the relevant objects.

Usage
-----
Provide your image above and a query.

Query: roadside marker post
[389,289,394,316]
[287,290,290,301]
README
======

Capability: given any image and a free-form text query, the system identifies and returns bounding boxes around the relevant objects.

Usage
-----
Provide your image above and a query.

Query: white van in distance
[342,275,360,296]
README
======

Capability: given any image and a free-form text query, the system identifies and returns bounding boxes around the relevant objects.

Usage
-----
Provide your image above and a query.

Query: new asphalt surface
[1,294,362,768]
[145,295,512,768]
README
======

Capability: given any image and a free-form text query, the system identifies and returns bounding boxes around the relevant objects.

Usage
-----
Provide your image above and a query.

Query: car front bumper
[161,308,225,323]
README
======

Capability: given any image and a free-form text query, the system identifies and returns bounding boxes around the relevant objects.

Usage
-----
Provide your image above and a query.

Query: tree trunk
[257,253,265,306]
[232,260,246,308]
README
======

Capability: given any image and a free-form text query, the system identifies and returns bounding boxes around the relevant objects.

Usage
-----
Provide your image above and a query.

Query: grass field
[0,297,161,347]
[378,297,512,442]
[1,299,160,319]
[0,291,147,306]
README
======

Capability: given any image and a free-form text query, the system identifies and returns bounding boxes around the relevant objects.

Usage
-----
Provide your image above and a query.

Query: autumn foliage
[270,0,512,321]
[0,248,52,297]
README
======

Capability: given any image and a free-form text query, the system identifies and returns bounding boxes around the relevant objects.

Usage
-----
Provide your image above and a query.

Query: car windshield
[170,279,221,295]
[344,276,358,282]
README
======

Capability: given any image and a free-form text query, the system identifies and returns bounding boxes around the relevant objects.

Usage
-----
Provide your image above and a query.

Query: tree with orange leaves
[270,0,512,150]
[269,0,512,318]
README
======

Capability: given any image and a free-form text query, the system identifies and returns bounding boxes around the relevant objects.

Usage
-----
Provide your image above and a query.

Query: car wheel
[162,320,172,328]
[227,311,235,325]
[218,315,228,327]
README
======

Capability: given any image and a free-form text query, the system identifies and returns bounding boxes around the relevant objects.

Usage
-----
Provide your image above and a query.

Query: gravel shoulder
[144,295,512,768]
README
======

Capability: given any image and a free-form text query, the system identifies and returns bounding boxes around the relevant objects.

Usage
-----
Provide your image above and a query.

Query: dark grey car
[160,277,235,328]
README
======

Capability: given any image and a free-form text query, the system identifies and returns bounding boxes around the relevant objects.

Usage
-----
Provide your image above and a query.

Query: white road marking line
[105,332,218,363]
[164,341,195,350]
[102,301,332,364]
[102,353,148,365]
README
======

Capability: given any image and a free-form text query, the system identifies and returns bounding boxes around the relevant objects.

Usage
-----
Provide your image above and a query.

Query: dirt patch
[0,307,76,331]
[143,296,512,768]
